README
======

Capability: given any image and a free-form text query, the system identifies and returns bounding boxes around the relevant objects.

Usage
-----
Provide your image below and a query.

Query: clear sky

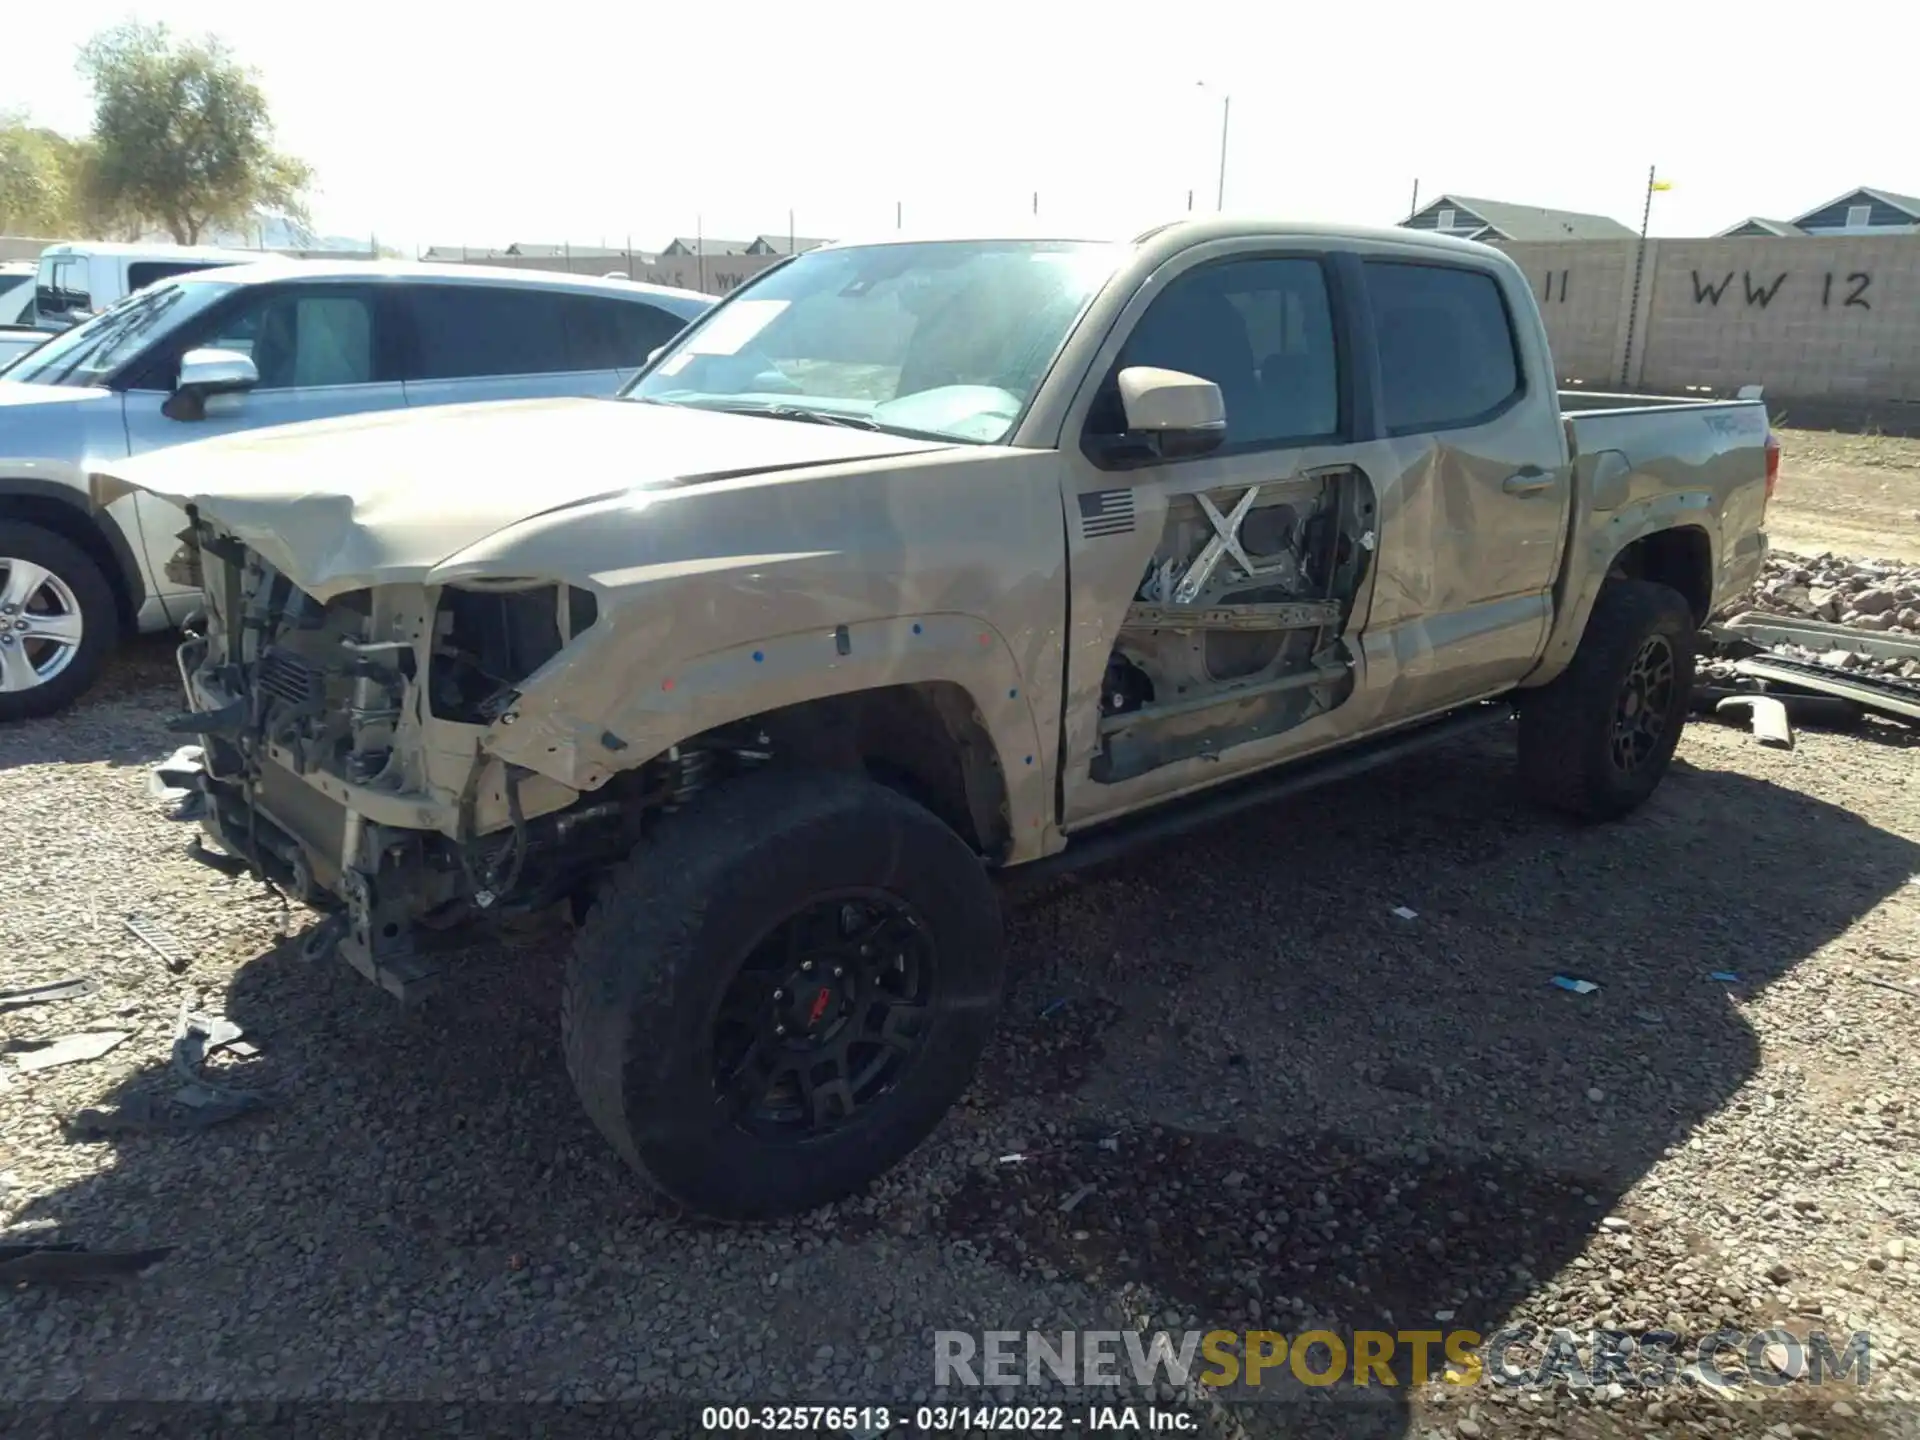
[9,0,1908,253]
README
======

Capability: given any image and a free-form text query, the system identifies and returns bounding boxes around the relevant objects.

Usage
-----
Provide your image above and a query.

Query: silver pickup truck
[98,219,1774,1221]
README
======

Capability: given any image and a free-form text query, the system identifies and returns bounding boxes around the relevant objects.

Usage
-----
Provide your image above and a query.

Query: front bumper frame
[156,712,454,1006]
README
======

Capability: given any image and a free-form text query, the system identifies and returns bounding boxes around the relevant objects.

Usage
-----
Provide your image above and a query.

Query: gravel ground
[1768,427,1920,563]
[3,593,1919,1438]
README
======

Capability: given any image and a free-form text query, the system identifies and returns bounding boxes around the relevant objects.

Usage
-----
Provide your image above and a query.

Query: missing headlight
[430,583,599,724]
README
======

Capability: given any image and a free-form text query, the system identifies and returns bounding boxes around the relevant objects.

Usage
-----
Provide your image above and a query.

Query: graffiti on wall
[1824,272,1872,309]
[1688,270,1873,310]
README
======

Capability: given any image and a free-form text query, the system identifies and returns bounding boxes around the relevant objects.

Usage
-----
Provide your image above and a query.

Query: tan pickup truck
[98,218,1775,1220]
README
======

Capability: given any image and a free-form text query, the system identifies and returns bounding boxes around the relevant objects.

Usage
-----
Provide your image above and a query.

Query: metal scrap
[66,1004,275,1136]
[0,1243,174,1285]
[0,976,97,1014]
[1733,657,1920,724]
[123,912,191,973]
[1721,611,1920,663]
[8,1031,129,1073]
[171,1007,265,1101]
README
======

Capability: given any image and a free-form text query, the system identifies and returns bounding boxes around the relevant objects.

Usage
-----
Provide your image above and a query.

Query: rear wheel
[0,521,118,723]
[1518,579,1695,822]
[562,768,1004,1220]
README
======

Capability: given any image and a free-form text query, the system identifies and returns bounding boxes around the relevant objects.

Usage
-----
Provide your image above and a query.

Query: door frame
[1046,238,1391,828]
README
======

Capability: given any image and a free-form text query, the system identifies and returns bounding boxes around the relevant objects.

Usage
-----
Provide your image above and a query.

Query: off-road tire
[1518,579,1695,822]
[562,768,1004,1220]
[0,521,119,723]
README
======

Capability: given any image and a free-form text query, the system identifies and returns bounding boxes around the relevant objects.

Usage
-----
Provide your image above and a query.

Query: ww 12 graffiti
[1689,270,1873,310]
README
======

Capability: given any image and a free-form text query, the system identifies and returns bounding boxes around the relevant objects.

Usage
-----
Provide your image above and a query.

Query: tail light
[1763,430,1781,513]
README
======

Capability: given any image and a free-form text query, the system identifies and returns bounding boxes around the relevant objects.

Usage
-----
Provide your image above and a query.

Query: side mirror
[177,348,259,397]
[165,348,259,422]
[1089,366,1227,469]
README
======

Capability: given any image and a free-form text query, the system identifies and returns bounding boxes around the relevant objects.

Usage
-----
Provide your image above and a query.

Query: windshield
[626,240,1122,444]
[6,279,237,388]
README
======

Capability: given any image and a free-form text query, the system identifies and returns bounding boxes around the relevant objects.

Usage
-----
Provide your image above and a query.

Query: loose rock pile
[1739,550,1920,631]
[1711,549,1920,682]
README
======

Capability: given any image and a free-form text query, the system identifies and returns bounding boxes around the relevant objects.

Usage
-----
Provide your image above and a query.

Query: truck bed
[1531,385,1773,675]
[1557,384,1766,413]
[1559,385,1770,470]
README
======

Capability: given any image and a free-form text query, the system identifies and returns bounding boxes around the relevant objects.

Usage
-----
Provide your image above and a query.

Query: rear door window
[1363,260,1522,434]
[404,285,577,379]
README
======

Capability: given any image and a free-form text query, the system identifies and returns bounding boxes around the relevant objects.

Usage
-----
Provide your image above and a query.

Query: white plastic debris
[1391,906,1419,921]
[146,744,205,802]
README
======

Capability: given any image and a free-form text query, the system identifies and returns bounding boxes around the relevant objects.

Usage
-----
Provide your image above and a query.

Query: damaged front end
[164,514,677,1000]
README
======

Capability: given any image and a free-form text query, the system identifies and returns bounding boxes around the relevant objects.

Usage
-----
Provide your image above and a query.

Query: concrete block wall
[1502,235,1920,421]
[443,250,784,296]
[1504,240,1635,386]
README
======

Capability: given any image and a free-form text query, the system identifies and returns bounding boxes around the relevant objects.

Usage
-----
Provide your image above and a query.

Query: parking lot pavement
[1,634,1917,1438]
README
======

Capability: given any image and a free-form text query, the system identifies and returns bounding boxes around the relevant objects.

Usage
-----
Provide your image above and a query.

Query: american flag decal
[1077,488,1135,539]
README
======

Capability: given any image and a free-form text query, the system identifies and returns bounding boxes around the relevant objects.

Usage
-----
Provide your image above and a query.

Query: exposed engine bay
[163,515,756,1001]
[1094,466,1375,783]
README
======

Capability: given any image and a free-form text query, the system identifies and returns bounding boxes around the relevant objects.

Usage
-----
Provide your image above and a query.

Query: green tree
[0,112,85,236]
[78,23,312,245]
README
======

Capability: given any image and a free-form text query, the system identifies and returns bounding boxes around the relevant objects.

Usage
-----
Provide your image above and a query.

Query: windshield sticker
[682,299,789,357]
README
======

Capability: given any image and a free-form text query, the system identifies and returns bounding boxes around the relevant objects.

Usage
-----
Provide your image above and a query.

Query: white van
[32,242,260,331]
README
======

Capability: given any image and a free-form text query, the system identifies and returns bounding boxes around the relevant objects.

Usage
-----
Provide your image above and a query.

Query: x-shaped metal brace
[1172,484,1296,606]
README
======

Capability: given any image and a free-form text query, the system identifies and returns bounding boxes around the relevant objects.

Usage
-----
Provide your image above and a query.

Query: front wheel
[562,769,1004,1220]
[1518,579,1696,822]
[0,521,119,723]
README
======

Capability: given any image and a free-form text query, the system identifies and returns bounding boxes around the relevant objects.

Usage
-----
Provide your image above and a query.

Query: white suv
[0,259,711,718]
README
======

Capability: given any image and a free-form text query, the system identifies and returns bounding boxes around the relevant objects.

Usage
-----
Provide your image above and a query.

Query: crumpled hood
[91,396,953,600]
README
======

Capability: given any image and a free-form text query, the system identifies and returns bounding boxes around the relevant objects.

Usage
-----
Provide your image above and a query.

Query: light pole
[1198,82,1231,210]
[1619,166,1672,386]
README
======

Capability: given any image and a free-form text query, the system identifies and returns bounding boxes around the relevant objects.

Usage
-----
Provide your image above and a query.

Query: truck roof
[815,216,1506,260]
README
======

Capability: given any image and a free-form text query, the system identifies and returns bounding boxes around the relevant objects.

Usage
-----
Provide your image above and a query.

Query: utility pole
[1408,179,1420,219]
[1619,165,1663,387]
[697,214,705,294]
[1216,93,1231,210]
[896,200,902,230]
[789,208,795,254]
[1196,82,1231,210]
